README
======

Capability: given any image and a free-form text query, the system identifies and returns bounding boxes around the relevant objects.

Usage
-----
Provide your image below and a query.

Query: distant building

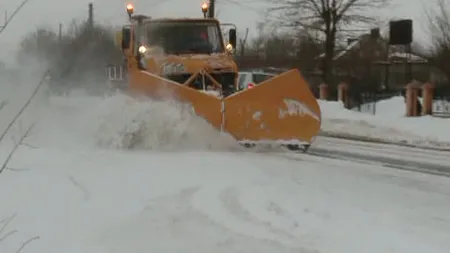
[314,28,448,89]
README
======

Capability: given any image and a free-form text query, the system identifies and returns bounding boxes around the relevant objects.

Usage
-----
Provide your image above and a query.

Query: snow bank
[26,91,239,151]
[319,96,450,148]
[85,92,238,150]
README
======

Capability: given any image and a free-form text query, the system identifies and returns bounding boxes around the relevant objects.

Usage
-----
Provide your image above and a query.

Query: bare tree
[425,0,450,84]
[17,27,59,65]
[239,28,249,57]
[268,0,391,84]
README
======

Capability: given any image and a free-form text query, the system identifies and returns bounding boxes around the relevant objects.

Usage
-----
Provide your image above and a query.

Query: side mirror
[228,28,236,49]
[114,31,122,48]
[121,26,131,50]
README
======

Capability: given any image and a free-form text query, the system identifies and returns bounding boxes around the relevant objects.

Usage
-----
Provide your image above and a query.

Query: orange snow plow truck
[115,3,321,151]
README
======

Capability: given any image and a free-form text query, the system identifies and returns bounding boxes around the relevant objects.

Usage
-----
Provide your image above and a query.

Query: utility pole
[208,0,215,18]
[58,23,62,42]
[0,11,7,30]
[88,3,94,29]
[0,0,30,36]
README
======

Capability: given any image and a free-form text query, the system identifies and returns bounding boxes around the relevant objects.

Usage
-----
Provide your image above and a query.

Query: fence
[432,86,450,118]
[105,64,128,90]
[350,90,402,115]
[347,85,450,118]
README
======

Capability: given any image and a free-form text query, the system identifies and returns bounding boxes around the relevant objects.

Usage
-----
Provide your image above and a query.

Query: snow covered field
[0,84,450,253]
[319,96,450,149]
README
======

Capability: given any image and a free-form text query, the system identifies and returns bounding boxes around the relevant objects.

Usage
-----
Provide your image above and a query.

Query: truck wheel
[302,144,310,153]
[241,142,256,148]
[285,144,300,151]
[285,144,310,153]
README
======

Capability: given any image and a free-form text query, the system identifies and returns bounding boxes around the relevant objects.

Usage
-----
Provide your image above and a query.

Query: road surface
[307,136,450,177]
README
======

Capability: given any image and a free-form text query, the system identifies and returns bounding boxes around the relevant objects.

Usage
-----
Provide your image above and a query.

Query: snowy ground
[310,136,450,176]
[319,96,450,149]
[2,143,450,253]
[0,84,450,253]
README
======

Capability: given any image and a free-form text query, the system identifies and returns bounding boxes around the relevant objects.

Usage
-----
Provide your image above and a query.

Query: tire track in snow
[313,136,450,166]
[96,186,315,253]
[261,137,450,178]
[219,187,299,240]
[191,185,319,251]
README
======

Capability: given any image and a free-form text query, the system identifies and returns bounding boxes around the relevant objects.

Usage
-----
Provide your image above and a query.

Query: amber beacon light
[126,3,134,17]
[201,2,208,17]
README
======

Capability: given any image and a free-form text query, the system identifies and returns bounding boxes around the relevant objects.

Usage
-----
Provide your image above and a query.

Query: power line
[0,0,31,35]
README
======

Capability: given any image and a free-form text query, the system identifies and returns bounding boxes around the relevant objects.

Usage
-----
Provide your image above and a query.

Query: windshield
[144,20,224,54]
[238,74,247,90]
[252,73,274,84]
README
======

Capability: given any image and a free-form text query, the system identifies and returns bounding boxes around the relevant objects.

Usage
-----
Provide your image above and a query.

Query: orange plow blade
[128,70,223,130]
[127,69,320,148]
[223,69,321,145]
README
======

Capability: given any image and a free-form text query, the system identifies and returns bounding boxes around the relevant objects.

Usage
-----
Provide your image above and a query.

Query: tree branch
[0,124,35,174]
[0,100,7,111]
[0,70,48,145]
[15,236,40,253]
[0,0,30,35]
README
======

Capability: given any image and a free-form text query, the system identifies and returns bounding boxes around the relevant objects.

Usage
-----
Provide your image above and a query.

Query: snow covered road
[309,136,450,176]
[2,146,450,253]
[0,92,449,253]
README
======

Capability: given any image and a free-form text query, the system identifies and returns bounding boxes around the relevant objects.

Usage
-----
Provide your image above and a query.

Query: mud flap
[129,70,223,130]
[223,69,321,145]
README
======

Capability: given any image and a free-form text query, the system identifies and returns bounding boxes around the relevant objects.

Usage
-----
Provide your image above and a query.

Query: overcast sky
[0,0,434,62]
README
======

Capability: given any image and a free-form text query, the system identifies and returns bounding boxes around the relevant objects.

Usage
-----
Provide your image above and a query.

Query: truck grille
[165,72,236,97]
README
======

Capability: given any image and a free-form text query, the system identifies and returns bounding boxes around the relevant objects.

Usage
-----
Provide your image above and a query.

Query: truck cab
[119,3,238,97]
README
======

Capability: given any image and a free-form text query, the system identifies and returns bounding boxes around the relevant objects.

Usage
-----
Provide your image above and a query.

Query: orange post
[338,82,349,108]
[319,83,328,100]
[421,82,434,115]
[405,82,421,117]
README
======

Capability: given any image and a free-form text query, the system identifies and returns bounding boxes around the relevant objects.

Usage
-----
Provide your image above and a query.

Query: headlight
[138,46,147,54]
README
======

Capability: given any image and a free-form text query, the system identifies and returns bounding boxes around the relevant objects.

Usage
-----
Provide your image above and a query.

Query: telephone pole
[0,11,6,30]
[88,3,94,29]
[58,23,62,42]
[0,0,30,35]
[208,0,215,18]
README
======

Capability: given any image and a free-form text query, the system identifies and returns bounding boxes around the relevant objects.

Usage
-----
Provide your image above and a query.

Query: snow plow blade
[128,70,223,130]
[223,69,321,145]
[128,69,320,148]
